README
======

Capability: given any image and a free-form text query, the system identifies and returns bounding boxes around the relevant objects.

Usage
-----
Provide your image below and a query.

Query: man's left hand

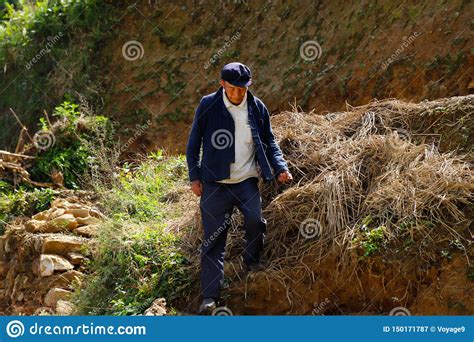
[277,170,293,183]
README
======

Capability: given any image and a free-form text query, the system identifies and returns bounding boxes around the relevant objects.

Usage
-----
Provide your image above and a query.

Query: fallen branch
[0,150,35,159]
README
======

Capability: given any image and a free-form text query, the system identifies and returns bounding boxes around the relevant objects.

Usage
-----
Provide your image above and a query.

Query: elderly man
[186,62,293,314]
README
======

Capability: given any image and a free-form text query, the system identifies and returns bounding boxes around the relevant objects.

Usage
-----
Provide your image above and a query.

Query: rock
[32,211,48,221]
[143,298,167,316]
[47,208,66,220]
[33,254,74,277]
[43,270,84,290]
[44,288,72,308]
[89,209,105,219]
[34,307,54,315]
[51,198,70,209]
[66,252,85,265]
[41,235,86,255]
[50,214,78,230]
[65,208,90,218]
[55,300,75,315]
[25,220,48,233]
[76,216,101,226]
[74,225,97,237]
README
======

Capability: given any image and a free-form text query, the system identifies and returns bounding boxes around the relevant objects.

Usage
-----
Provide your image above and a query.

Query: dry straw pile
[262,96,473,268]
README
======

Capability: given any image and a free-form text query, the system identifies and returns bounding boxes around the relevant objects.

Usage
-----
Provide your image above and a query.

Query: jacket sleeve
[261,103,289,177]
[186,98,206,182]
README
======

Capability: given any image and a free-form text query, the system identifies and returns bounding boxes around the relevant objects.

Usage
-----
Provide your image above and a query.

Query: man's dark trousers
[200,176,266,299]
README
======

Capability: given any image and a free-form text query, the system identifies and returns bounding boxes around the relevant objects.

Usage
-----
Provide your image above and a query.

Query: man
[186,62,293,314]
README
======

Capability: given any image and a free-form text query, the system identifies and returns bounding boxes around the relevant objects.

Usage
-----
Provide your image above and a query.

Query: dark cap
[221,62,252,87]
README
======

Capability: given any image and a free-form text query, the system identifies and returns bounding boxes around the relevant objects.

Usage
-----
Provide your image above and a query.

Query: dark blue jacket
[186,87,288,183]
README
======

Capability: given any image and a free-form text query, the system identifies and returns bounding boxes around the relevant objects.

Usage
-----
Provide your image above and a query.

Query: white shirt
[217,88,259,184]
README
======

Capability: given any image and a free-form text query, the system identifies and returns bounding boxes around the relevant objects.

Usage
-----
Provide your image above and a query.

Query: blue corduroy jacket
[186,87,288,183]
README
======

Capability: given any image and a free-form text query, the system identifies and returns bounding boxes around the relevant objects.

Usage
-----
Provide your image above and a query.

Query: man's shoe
[246,262,266,272]
[198,298,216,314]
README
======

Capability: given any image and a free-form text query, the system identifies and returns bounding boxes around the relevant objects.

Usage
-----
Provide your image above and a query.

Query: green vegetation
[0,98,111,231]
[73,152,192,315]
[29,100,113,189]
[0,0,117,150]
[0,184,55,233]
[1,95,192,314]
[352,215,387,257]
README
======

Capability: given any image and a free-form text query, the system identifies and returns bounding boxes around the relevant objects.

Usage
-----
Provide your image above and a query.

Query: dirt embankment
[89,1,473,155]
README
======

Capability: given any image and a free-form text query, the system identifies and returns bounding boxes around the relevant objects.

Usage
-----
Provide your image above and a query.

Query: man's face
[220,80,247,105]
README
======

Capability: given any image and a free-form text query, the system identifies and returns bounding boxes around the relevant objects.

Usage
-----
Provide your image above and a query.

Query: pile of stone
[0,196,104,315]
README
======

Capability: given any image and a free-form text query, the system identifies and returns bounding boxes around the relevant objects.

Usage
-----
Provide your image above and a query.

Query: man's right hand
[191,180,203,197]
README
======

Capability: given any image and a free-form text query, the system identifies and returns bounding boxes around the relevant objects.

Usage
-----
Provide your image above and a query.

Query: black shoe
[198,298,217,315]
[246,262,266,272]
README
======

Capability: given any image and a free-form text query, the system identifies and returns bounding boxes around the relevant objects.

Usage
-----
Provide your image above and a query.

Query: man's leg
[234,177,267,266]
[200,182,234,300]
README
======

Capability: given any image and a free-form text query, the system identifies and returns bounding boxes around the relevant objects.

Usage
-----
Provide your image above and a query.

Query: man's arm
[261,103,289,178]
[186,99,206,183]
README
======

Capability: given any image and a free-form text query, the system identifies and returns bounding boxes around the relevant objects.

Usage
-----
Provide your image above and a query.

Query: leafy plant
[352,216,387,257]
[0,186,56,233]
[72,153,191,315]
[29,100,113,189]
